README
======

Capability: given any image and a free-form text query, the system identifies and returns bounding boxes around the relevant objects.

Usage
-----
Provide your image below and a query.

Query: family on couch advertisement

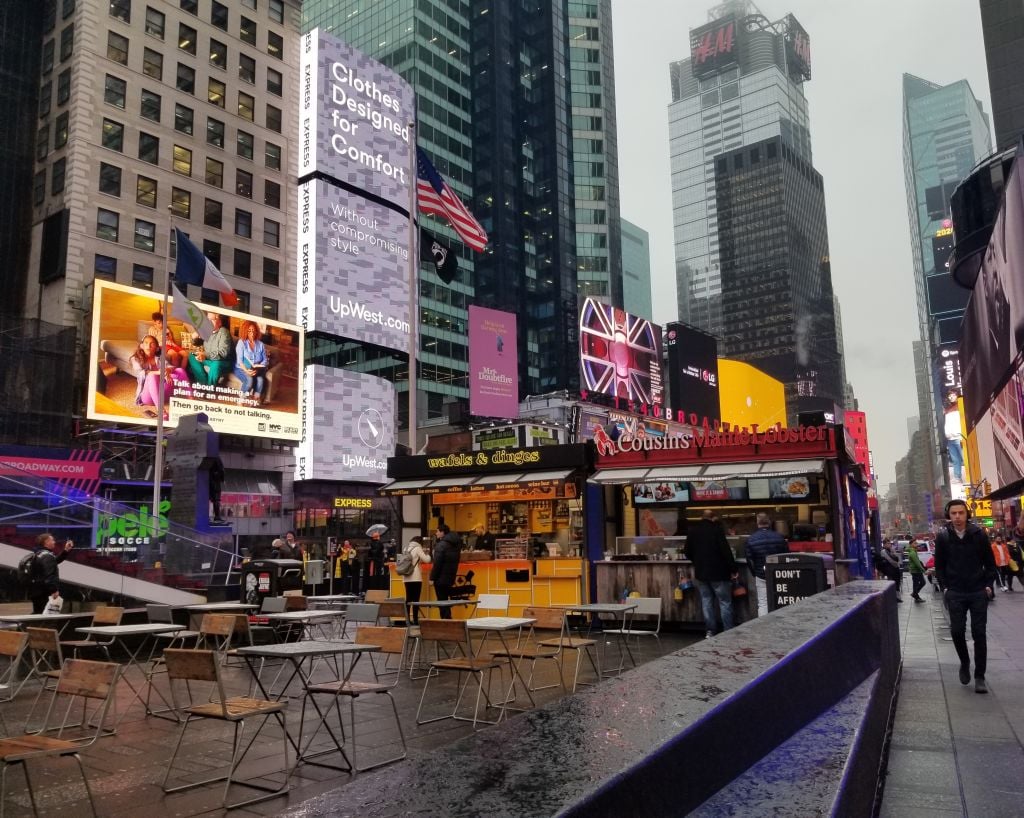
[87,281,303,440]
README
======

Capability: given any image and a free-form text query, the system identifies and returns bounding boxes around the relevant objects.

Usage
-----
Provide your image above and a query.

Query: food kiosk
[379,444,594,616]
[586,421,872,624]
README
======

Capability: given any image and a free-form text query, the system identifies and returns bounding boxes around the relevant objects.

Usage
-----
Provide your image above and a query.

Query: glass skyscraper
[621,218,651,320]
[668,2,843,417]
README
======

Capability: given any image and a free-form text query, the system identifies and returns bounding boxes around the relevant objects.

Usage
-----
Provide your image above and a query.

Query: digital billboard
[783,14,811,81]
[295,365,395,483]
[579,298,663,406]
[299,29,415,210]
[690,17,740,78]
[717,359,787,430]
[87,281,302,440]
[665,321,719,425]
[297,178,412,351]
[468,305,518,418]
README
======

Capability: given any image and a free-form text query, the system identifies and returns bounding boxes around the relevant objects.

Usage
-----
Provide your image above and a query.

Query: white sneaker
[705,630,714,639]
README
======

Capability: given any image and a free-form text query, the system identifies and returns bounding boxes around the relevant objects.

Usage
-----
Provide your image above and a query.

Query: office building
[668,2,843,418]
[621,218,652,319]
[979,0,1024,150]
[305,0,623,403]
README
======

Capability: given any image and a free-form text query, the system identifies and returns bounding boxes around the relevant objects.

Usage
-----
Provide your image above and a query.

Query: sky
[610,0,993,488]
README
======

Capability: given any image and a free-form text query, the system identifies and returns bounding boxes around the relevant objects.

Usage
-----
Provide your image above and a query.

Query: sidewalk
[880,579,1024,817]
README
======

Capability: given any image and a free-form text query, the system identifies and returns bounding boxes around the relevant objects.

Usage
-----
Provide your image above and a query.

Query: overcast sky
[611,0,993,488]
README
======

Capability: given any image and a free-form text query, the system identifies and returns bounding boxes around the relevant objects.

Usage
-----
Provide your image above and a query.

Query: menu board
[689,479,747,501]
[633,482,690,504]
[769,476,813,500]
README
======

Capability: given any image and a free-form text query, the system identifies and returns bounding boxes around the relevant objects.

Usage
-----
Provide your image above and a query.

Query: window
[202,240,220,268]
[33,170,46,205]
[207,77,225,107]
[102,118,123,151]
[178,22,196,55]
[262,257,279,286]
[205,157,223,187]
[234,248,251,278]
[96,208,119,241]
[267,30,282,60]
[236,169,253,198]
[145,6,164,39]
[206,117,225,147]
[265,142,280,170]
[134,219,155,252]
[264,180,280,208]
[234,289,250,314]
[240,16,256,45]
[36,126,49,161]
[140,89,161,121]
[236,130,253,159]
[44,0,56,32]
[54,112,68,148]
[200,287,218,305]
[62,0,74,18]
[265,104,281,133]
[241,0,256,8]
[99,162,121,196]
[136,175,157,208]
[237,91,254,121]
[173,144,192,176]
[239,53,255,83]
[56,69,71,104]
[176,63,195,94]
[110,0,131,23]
[204,198,222,228]
[104,74,126,107]
[234,209,252,238]
[261,297,278,320]
[170,187,191,219]
[132,264,154,290]
[94,254,117,281]
[174,103,193,134]
[107,31,128,64]
[180,0,197,15]
[263,219,279,247]
[211,1,229,30]
[142,47,162,79]
[59,24,74,61]
[138,132,159,163]
[269,0,283,23]
[266,67,282,96]
[210,38,227,69]
[52,159,65,198]
[42,40,55,75]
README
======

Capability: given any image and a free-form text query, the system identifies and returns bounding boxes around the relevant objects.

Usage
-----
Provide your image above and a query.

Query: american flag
[416,148,488,253]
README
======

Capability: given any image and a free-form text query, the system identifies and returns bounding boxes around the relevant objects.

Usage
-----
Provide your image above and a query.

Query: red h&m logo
[692,21,735,66]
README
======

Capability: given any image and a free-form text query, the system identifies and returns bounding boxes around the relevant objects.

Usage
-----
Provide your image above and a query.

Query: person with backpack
[26,532,73,614]
[430,524,463,618]
[397,535,431,625]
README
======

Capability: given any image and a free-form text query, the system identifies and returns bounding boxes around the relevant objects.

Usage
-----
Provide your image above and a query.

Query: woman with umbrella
[366,524,389,590]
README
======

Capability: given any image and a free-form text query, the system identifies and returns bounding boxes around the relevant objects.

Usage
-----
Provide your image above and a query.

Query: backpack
[18,551,39,587]
[395,550,416,577]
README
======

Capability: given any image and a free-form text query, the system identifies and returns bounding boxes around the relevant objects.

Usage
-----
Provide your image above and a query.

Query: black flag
[420,227,458,284]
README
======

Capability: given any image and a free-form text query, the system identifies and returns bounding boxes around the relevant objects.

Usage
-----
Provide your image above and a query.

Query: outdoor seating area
[0,594,692,817]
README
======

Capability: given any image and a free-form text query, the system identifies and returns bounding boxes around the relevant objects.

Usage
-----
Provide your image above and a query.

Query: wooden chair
[488,606,567,693]
[364,590,390,603]
[376,600,407,626]
[536,611,600,692]
[23,628,65,733]
[284,595,307,612]
[195,614,237,654]
[300,626,408,773]
[60,606,124,661]
[0,659,120,817]
[415,619,505,730]
[0,630,29,702]
[162,649,290,810]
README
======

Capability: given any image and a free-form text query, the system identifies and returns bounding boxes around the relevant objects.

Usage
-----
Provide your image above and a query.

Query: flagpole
[407,122,418,453]
[152,217,174,542]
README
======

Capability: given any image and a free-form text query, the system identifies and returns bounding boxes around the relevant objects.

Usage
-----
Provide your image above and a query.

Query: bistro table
[467,616,537,721]
[306,594,361,609]
[73,622,185,722]
[556,602,639,678]
[410,599,479,618]
[0,611,93,637]
[262,610,343,642]
[233,640,379,772]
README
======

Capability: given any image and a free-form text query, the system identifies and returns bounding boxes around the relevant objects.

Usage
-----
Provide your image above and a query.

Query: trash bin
[765,552,834,612]
[240,559,304,606]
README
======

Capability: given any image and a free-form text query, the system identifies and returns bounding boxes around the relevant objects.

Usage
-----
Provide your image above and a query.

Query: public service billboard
[665,321,720,424]
[294,365,395,484]
[579,298,664,406]
[87,281,303,440]
[297,177,412,352]
[299,29,415,210]
[468,305,518,418]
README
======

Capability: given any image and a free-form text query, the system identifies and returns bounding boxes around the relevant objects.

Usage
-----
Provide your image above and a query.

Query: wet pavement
[880,578,1024,817]
[0,622,698,817]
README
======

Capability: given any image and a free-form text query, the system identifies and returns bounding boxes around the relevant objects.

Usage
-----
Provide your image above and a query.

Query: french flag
[173,227,238,307]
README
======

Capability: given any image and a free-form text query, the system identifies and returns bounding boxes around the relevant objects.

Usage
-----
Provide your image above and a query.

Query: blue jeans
[698,580,735,633]
[233,366,265,397]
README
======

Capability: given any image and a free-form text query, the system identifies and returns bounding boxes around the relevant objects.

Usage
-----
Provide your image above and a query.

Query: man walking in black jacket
[29,533,73,614]
[935,499,998,693]
[430,524,462,618]
[685,510,738,637]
